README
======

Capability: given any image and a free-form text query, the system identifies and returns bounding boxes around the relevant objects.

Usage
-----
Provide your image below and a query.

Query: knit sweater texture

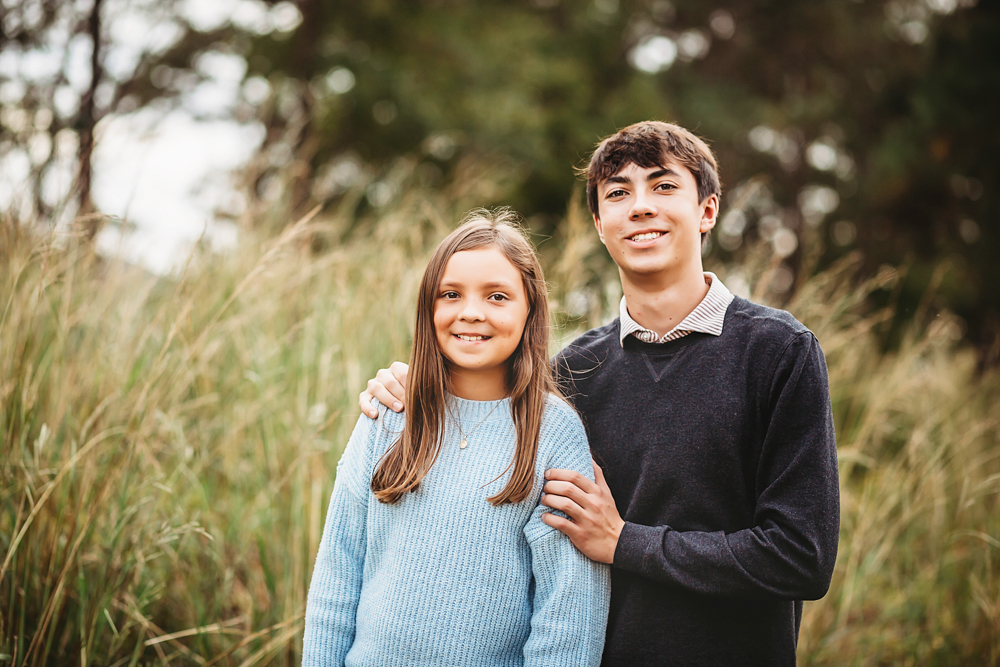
[553,297,840,667]
[302,394,610,667]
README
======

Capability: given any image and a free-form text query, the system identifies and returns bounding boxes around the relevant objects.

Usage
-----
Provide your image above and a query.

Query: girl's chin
[443,360,510,376]
[445,359,493,371]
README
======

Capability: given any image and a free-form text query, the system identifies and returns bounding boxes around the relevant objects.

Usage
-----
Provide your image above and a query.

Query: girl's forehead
[444,246,511,269]
[440,247,523,285]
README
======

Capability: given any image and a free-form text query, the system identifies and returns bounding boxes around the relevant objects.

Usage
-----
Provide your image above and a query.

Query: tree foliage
[1,0,996,356]
[245,0,998,357]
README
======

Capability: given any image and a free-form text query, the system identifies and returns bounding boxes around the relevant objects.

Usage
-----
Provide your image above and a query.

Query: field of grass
[2,191,999,665]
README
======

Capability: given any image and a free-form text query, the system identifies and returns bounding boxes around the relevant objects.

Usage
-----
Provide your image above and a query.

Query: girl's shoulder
[541,393,584,434]
[364,399,406,460]
[365,398,407,433]
[537,393,589,461]
[340,400,405,488]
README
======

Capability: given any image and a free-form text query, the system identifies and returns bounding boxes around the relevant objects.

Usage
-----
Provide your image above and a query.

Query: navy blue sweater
[553,297,840,666]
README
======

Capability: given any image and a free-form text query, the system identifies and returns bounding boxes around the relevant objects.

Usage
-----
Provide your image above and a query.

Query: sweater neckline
[618,300,739,355]
[621,328,710,354]
[446,394,512,423]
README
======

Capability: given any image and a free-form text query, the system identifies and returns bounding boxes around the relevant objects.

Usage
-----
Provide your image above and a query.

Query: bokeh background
[2,0,999,665]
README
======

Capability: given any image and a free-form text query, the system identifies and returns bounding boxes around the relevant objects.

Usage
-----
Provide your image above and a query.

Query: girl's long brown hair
[370,208,560,506]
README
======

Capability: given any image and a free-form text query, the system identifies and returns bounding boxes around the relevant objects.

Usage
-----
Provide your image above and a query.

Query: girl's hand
[359,362,409,418]
[540,460,624,564]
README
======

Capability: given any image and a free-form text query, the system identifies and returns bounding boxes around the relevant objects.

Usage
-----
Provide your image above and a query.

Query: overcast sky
[93,0,300,273]
[0,0,301,274]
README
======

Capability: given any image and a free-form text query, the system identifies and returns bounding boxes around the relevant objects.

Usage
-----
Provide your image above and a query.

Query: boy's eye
[606,189,627,199]
[655,182,676,191]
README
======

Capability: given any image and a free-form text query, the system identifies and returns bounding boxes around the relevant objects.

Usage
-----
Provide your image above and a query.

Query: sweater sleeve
[302,413,373,667]
[614,331,840,600]
[522,414,610,667]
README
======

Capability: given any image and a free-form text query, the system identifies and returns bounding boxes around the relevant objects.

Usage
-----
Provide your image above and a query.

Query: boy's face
[593,161,717,285]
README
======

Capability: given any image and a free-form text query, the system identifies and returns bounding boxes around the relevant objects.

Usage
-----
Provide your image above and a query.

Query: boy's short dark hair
[584,121,722,219]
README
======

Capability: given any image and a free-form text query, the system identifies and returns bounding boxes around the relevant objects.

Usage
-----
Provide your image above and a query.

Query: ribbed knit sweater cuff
[614,521,665,575]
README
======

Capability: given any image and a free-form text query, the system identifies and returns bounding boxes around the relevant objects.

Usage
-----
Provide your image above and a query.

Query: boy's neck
[619,265,710,338]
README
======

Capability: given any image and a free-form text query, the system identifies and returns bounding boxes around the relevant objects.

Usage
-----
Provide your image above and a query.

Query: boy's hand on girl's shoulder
[541,461,624,564]
[359,362,410,418]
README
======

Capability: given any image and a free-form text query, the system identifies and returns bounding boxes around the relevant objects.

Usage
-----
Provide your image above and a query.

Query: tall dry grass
[2,190,998,666]
[787,260,1000,665]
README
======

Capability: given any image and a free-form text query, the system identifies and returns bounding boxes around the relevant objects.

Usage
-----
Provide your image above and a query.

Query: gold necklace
[451,400,503,449]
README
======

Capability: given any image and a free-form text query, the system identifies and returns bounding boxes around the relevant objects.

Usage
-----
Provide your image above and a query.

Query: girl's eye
[488,293,509,302]
[441,291,459,299]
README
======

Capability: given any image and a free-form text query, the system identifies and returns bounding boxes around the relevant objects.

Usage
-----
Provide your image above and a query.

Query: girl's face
[434,247,529,399]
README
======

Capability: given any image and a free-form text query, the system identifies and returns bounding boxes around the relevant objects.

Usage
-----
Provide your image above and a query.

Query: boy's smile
[594,162,717,287]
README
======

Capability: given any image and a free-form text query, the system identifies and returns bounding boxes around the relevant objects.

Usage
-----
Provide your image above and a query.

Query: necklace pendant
[460,439,468,449]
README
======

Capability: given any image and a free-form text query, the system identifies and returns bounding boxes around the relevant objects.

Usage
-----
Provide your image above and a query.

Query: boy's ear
[593,214,606,244]
[699,194,720,234]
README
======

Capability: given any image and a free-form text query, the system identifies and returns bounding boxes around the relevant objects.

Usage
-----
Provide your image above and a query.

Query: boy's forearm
[613,511,838,600]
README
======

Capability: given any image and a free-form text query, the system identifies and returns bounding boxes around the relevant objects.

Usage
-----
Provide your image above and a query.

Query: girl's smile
[454,333,490,342]
[434,247,529,400]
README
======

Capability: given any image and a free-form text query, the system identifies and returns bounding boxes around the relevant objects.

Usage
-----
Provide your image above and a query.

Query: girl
[302,209,609,666]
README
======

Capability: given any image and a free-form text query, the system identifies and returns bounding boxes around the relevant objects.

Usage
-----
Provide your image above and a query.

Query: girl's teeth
[631,232,662,242]
[457,334,486,341]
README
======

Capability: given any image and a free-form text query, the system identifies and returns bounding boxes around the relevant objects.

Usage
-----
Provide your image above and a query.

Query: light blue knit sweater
[302,395,610,667]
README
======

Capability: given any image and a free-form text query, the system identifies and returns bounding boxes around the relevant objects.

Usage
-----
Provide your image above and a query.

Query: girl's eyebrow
[438,280,514,292]
[440,280,516,290]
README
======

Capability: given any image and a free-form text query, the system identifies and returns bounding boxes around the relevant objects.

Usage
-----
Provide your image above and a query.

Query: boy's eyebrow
[648,167,679,180]
[602,166,679,188]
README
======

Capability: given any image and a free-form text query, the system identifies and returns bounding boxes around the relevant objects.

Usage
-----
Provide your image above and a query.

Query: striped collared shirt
[619,272,735,346]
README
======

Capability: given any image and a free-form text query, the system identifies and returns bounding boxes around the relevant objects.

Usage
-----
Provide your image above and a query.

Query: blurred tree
[244,0,995,358]
[700,0,998,360]
[2,0,995,357]
[0,0,249,234]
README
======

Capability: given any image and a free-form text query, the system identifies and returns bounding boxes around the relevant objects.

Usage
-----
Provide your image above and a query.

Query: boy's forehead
[602,159,693,184]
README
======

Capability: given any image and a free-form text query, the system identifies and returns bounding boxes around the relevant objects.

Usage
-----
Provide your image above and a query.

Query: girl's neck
[448,366,509,401]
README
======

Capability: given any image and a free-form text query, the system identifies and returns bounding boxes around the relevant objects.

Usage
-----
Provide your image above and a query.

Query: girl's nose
[458,299,486,321]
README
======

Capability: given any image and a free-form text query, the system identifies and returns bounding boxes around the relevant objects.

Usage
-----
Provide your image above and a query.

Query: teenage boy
[359,121,840,666]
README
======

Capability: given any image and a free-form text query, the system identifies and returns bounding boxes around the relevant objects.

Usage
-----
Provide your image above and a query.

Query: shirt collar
[619,272,735,346]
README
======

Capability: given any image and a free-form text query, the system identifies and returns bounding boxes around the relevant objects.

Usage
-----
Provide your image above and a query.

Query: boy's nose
[629,192,656,220]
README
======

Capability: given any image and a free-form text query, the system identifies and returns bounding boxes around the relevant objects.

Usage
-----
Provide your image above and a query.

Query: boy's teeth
[457,334,486,341]
[631,232,662,242]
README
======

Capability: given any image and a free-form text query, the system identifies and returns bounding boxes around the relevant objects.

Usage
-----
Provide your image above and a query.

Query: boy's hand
[359,362,409,418]
[541,460,624,564]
